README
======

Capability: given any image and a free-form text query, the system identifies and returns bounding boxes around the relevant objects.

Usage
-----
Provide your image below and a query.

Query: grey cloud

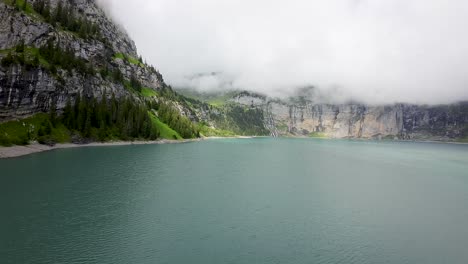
[99,0,468,104]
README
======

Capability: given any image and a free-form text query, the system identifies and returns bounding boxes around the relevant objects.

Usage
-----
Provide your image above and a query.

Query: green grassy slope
[113,53,145,67]
[0,114,70,146]
[141,87,158,98]
[149,112,182,140]
[175,89,240,107]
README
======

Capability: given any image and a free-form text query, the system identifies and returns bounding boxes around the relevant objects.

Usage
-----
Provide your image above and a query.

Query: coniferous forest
[32,93,159,145]
[0,91,203,146]
[32,0,100,39]
[44,93,199,144]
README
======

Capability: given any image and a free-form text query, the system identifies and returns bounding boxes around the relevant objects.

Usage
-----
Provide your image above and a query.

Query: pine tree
[74,93,81,120]
[83,107,92,138]
[99,90,108,125]
[43,0,51,21]
[50,64,57,74]
[49,100,57,127]
[98,120,106,141]
[100,65,109,79]
[15,40,25,53]
[22,0,28,11]
[43,120,52,135]
[130,75,142,92]
[77,95,87,131]
[78,20,88,39]
[54,1,63,24]
[67,8,76,31]
[62,98,73,128]
[30,54,39,67]
[149,113,159,139]
[61,5,69,27]
[1,52,14,67]
[112,68,123,83]
[90,97,98,127]
[33,0,44,14]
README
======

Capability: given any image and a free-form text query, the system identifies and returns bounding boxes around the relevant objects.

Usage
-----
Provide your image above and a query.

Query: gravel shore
[0,136,261,159]
[0,139,201,159]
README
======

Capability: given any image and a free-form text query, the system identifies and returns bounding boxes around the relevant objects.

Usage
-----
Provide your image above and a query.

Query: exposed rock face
[0,64,127,119]
[0,0,163,121]
[231,92,468,141]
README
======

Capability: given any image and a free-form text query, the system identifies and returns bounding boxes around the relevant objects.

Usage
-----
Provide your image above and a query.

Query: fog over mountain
[98,0,468,104]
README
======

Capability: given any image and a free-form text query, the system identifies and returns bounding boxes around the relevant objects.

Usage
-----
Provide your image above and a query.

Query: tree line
[33,93,159,145]
[0,41,37,69]
[55,93,160,142]
[148,100,200,139]
[38,39,95,75]
[34,92,201,144]
[227,105,268,135]
[30,0,100,39]
[1,40,95,77]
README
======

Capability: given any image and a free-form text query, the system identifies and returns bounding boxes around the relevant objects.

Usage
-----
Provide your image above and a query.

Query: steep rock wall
[231,93,468,141]
[0,0,164,121]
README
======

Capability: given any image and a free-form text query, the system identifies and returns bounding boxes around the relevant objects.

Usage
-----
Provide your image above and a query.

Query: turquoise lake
[1,138,468,264]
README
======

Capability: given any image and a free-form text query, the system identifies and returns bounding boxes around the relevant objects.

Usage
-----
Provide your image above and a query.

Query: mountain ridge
[176,87,468,141]
[0,0,467,145]
[0,0,205,145]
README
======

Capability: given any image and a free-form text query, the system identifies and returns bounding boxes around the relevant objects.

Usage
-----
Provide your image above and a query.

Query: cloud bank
[99,0,468,104]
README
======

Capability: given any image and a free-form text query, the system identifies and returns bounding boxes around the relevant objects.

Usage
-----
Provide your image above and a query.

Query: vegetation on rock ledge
[1,41,96,77]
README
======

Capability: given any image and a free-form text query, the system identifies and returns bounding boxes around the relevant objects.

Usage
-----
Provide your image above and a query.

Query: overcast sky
[99,0,468,104]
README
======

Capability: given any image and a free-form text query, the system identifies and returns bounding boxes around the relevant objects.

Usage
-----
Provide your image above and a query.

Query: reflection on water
[1,138,468,264]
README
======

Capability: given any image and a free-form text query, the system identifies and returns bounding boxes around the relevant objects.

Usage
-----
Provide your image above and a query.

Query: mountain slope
[177,87,468,141]
[0,0,164,120]
[1,0,466,144]
[233,90,468,141]
[0,0,202,145]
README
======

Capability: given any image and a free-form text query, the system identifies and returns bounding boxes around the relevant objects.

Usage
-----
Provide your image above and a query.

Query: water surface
[1,138,468,264]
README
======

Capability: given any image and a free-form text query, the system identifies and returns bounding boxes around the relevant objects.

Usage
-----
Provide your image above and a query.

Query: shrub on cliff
[32,0,100,39]
[1,52,15,67]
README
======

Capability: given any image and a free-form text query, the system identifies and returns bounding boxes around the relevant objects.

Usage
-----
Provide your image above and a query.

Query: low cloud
[99,0,468,104]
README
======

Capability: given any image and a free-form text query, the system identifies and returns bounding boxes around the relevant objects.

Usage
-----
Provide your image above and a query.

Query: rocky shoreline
[0,139,202,159]
[0,136,260,159]
[2,136,466,159]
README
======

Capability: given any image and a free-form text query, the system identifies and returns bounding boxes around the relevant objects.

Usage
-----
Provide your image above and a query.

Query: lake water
[1,138,468,264]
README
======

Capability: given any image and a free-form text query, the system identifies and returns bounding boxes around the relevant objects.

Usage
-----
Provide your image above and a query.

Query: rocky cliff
[0,0,163,121]
[230,91,468,141]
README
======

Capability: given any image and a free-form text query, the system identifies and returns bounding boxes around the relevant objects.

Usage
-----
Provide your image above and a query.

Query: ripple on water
[1,139,468,264]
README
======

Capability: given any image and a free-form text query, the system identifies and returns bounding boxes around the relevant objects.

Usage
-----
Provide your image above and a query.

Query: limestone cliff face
[231,92,468,141]
[0,0,164,121]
